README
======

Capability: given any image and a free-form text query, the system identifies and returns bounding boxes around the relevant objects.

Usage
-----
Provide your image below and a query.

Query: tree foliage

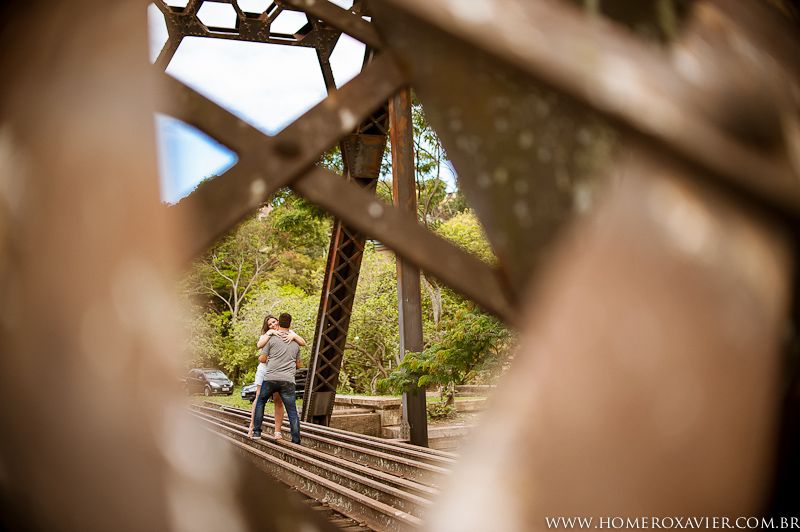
[182,190,329,382]
[230,283,319,383]
[180,103,516,395]
[380,305,510,404]
[340,246,400,394]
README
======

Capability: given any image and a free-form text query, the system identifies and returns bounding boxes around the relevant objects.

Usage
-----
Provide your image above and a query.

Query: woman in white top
[247,314,306,438]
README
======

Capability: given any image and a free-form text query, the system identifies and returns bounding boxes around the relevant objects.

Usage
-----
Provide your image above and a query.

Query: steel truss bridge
[1,0,799,530]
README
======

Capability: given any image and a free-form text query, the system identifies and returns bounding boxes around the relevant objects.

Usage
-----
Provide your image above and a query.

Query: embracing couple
[247,312,303,444]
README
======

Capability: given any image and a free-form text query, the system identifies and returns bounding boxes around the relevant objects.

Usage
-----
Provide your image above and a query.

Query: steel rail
[191,405,449,485]
[297,493,372,532]
[200,403,455,468]
[204,403,458,463]
[193,407,441,498]
[196,409,449,490]
[192,410,436,510]
[200,424,423,531]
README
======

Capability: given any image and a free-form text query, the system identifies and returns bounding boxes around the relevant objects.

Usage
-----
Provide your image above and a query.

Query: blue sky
[150,2,456,203]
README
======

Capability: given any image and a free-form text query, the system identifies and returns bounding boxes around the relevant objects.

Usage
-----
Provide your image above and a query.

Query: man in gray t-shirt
[251,312,302,443]
[261,334,300,383]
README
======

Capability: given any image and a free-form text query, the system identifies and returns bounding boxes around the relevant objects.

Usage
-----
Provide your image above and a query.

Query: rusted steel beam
[293,167,517,324]
[155,0,340,50]
[372,0,800,222]
[302,127,387,427]
[0,2,320,531]
[158,53,407,258]
[389,88,429,447]
[303,217,372,425]
[316,47,338,92]
[154,36,182,71]
[371,5,600,294]
[702,0,800,82]
[279,0,382,48]
[427,152,796,529]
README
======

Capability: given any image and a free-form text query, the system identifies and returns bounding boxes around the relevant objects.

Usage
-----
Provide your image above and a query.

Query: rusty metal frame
[300,114,389,425]
[388,87,428,446]
[4,0,800,529]
[157,53,405,256]
[152,0,371,69]
[152,0,800,458]
[153,2,520,310]
[152,1,518,437]
[372,0,800,221]
[155,66,516,318]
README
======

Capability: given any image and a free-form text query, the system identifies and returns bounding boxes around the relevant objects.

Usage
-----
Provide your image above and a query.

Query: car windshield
[203,370,228,380]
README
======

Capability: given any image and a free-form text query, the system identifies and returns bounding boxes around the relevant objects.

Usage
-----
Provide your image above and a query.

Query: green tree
[188,215,274,324]
[182,190,330,379]
[229,282,319,383]
[380,208,513,404]
[435,210,495,264]
[341,245,400,394]
[424,210,495,327]
[381,303,511,405]
[264,190,331,292]
[411,100,449,226]
[183,307,233,369]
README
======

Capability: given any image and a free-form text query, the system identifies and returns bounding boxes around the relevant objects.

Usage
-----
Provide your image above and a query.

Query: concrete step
[453,398,486,413]
[455,384,496,396]
[382,424,474,452]
[330,411,382,437]
[332,407,374,415]
[333,395,488,426]
[335,395,402,426]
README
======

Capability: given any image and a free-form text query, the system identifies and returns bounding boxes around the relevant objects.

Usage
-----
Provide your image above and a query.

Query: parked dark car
[240,383,257,402]
[184,368,234,396]
[241,368,307,402]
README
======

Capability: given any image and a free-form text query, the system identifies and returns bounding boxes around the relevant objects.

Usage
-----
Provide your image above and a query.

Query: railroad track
[195,404,454,484]
[298,492,373,532]
[190,403,457,531]
[204,403,457,463]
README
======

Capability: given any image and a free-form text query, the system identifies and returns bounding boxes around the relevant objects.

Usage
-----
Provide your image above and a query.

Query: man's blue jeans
[252,380,300,444]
